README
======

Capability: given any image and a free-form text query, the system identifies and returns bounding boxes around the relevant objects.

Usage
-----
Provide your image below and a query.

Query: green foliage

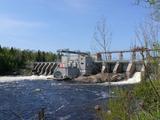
[0,45,57,75]
[136,0,160,21]
[97,88,135,120]
[137,0,156,5]
[148,0,156,5]
[133,80,160,111]
[97,80,160,120]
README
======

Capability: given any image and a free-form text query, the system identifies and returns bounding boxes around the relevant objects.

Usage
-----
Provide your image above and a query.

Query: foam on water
[101,72,141,86]
[0,72,141,86]
[0,75,53,83]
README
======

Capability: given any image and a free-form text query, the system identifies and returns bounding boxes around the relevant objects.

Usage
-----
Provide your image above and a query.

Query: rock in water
[94,105,101,111]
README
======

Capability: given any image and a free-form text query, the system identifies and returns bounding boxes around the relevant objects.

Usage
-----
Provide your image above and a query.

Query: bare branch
[92,18,112,61]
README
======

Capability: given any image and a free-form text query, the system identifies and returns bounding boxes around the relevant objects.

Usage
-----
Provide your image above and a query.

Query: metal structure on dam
[32,47,160,79]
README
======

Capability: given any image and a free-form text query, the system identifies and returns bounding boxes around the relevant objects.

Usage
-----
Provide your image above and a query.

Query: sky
[0,0,150,53]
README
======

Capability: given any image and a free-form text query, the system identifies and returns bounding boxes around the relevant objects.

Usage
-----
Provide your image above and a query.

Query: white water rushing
[0,72,141,85]
[0,75,53,83]
[102,72,141,86]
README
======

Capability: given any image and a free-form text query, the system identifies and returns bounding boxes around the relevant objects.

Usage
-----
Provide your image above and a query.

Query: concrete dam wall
[101,61,144,79]
[31,48,149,78]
[32,60,144,81]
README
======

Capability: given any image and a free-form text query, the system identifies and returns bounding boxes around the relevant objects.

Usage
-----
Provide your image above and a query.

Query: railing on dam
[95,47,160,62]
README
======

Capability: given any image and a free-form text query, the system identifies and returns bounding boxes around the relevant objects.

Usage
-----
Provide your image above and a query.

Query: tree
[36,50,42,62]
[93,18,112,100]
[131,21,160,119]
[135,21,159,46]
[0,45,2,52]
[42,52,46,62]
[93,18,112,61]
[97,20,160,120]
[136,0,156,5]
[0,46,57,75]
[136,0,160,21]
[135,20,160,57]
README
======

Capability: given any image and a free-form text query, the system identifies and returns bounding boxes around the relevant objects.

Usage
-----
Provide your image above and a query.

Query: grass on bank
[97,79,160,120]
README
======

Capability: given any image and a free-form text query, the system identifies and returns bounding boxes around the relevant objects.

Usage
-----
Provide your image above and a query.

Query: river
[0,80,112,120]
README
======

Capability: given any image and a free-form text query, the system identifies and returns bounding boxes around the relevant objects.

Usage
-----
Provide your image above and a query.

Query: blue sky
[0,0,150,52]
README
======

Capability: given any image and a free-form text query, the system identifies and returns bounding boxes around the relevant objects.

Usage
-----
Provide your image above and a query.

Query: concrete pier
[126,62,136,78]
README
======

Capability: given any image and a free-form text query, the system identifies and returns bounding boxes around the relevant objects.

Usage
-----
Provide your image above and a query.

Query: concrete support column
[126,62,136,78]
[119,52,123,60]
[101,62,106,73]
[113,62,120,73]
[108,53,112,61]
[97,53,102,61]
[131,52,136,61]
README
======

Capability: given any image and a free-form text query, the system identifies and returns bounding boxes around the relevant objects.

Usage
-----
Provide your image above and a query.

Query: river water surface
[0,80,111,120]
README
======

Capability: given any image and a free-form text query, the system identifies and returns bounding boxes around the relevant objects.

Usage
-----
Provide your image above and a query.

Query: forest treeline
[0,45,57,75]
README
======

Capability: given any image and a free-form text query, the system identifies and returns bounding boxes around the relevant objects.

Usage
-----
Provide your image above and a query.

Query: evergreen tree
[0,46,57,75]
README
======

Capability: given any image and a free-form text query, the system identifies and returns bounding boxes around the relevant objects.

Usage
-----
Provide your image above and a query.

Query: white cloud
[36,0,91,13]
[0,17,47,29]
[63,0,88,9]
[0,16,48,40]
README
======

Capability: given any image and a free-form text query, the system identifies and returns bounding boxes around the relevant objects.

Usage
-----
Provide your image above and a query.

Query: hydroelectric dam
[32,47,158,80]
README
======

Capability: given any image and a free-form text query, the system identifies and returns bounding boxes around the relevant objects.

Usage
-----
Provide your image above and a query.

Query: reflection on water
[0,80,110,120]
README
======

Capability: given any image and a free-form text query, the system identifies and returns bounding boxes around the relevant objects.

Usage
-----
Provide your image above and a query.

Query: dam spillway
[32,62,57,75]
